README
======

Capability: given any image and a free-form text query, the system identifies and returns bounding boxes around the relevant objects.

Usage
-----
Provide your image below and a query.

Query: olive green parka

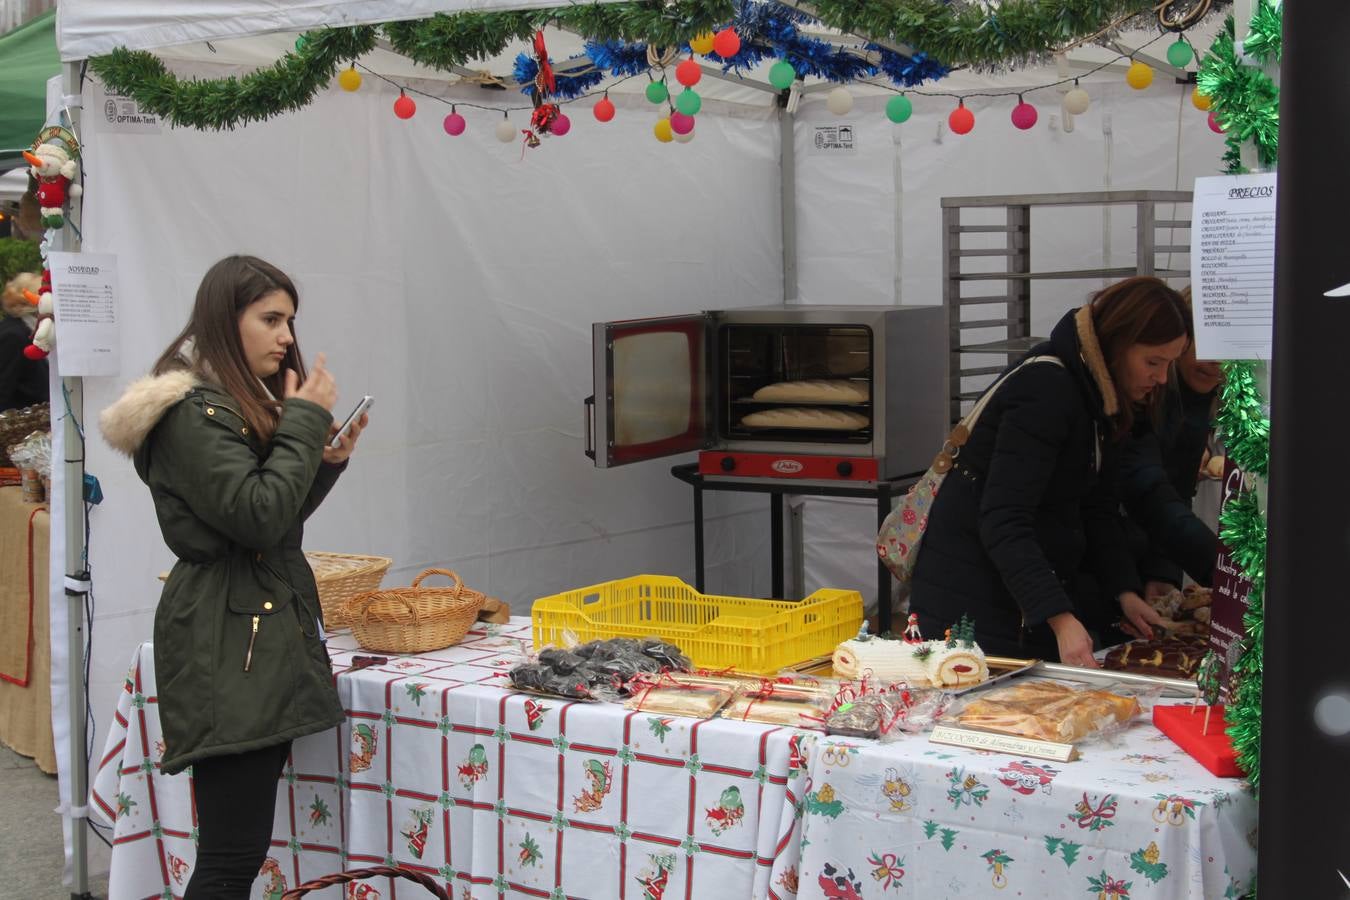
[101,369,345,775]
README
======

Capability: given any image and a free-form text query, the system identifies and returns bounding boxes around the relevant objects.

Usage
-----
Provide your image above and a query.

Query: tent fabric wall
[55,0,631,61]
[787,79,1224,615]
[75,80,781,866]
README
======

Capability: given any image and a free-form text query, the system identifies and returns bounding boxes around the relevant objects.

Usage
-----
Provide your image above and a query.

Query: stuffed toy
[23,133,81,229]
[20,269,54,359]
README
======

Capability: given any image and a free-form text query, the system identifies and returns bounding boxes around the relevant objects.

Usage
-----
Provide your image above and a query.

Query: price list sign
[47,251,122,376]
[1190,173,1277,361]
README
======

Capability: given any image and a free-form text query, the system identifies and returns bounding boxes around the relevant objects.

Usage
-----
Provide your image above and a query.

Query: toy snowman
[23,131,81,229]
[19,268,54,360]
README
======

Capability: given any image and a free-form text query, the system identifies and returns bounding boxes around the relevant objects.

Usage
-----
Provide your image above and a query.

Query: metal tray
[1033,661,1199,698]
[790,654,1038,696]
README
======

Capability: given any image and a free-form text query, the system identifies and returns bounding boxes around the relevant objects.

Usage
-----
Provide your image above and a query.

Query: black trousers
[185,741,291,899]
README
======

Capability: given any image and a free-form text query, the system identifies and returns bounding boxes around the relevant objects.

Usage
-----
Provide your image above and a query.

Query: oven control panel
[698,451,879,481]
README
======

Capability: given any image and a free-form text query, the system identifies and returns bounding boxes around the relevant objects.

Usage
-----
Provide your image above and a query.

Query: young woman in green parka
[100,255,368,898]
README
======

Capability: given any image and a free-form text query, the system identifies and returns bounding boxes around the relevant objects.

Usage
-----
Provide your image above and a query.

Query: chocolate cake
[1102,634,1210,679]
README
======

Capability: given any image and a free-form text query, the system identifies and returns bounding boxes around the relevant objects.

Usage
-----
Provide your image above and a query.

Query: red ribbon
[533,31,556,94]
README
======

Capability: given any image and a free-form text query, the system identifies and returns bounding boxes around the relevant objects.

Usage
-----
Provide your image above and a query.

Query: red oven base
[698,451,879,481]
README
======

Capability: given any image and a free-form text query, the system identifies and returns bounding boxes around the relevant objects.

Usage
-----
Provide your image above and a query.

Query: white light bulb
[826,86,854,116]
[495,119,516,143]
[674,126,695,143]
[1063,87,1091,116]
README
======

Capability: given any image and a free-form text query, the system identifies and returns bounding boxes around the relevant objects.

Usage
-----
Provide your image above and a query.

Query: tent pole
[59,58,93,900]
[780,104,797,303]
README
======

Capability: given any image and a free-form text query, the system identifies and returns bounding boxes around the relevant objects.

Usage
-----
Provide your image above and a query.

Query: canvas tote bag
[876,355,1064,585]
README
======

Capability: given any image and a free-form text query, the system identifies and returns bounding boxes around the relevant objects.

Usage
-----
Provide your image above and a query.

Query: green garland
[89,27,377,130]
[1203,0,1280,803]
[1216,360,1270,479]
[85,0,1173,131]
[1198,4,1280,174]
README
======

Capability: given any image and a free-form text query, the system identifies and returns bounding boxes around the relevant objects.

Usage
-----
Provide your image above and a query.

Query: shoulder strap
[958,355,1064,434]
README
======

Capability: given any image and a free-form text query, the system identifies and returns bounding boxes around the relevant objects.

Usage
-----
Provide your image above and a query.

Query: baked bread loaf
[741,408,869,430]
[751,380,869,404]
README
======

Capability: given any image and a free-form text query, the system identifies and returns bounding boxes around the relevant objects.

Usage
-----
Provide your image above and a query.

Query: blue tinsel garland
[515,0,947,101]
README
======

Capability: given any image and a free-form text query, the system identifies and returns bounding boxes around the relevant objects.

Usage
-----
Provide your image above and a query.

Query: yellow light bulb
[1191,87,1212,111]
[690,32,715,55]
[654,118,674,143]
[338,67,362,92]
[1126,60,1153,91]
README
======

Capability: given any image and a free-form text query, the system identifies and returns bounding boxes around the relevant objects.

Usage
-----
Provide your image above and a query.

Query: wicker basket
[282,865,449,899]
[306,551,392,626]
[343,568,485,654]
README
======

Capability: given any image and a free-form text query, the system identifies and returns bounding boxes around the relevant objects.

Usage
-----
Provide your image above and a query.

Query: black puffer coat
[1117,379,1219,586]
[910,307,1141,658]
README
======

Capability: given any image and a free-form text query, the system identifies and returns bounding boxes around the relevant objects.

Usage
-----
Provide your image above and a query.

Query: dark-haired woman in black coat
[910,277,1189,666]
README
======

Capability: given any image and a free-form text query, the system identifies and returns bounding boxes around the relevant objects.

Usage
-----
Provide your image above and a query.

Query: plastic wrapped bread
[953,681,1141,743]
[751,380,869,404]
[740,407,869,430]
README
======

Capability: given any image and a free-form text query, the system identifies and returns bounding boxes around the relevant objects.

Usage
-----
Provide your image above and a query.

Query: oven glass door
[587,313,712,467]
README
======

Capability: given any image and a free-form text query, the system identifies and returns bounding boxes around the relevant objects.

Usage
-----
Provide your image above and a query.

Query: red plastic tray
[1152,704,1243,778]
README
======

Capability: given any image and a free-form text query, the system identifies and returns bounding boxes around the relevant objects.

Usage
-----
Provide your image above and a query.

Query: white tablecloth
[92,619,1256,899]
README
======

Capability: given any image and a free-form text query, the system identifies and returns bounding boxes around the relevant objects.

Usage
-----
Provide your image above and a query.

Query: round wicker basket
[306,552,392,626]
[343,568,484,654]
[282,865,449,899]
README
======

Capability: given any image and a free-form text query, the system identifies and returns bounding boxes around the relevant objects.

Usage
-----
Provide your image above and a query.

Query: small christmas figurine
[956,614,976,649]
[854,622,871,642]
[944,627,955,649]
[23,128,81,229]
[902,613,923,644]
[1192,650,1222,734]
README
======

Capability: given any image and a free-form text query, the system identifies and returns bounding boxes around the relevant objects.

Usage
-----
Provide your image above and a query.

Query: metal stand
[671,463,919,632]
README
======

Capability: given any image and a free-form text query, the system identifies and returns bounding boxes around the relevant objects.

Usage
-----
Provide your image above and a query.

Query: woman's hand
[1118,591,1166,640]
[323,412,367,465]
[1048,612,1098,668]
[1144,580,1176,603]
[284,352,337,412]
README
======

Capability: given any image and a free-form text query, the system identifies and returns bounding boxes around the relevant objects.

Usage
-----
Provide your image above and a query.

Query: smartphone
[330,395,373,448]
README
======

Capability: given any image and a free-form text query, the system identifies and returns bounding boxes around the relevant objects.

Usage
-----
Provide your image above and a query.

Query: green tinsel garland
[84,0,1172,131]
[1217,361,1271,479]
[1203,0,1279,807]
[1198,4,1280,174]
[88,27,377,130]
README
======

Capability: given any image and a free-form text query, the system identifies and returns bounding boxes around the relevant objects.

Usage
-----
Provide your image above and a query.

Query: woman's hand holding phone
[323,410,367,465]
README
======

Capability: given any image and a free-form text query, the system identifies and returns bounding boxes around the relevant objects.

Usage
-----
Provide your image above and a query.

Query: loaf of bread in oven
[751,380,869,404]
[740,407,869,430]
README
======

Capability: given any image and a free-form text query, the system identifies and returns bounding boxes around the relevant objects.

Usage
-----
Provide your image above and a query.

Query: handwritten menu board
[1190,173,1276,361]
[1209,457,1255,701]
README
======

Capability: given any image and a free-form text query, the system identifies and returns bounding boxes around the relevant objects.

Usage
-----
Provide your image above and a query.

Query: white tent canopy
[56,0,635,61]
[44,3,1229,894]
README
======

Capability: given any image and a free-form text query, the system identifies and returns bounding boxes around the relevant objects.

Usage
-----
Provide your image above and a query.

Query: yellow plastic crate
[531,575,863,675]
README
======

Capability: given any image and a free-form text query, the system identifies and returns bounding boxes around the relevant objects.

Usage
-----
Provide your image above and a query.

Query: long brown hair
[153,255,305,442]
[1089,276,1191,436]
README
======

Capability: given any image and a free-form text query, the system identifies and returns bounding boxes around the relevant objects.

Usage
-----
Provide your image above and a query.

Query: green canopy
[0,11,59,172]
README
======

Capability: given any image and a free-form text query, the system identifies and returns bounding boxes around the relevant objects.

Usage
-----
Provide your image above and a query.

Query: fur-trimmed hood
[1044,306,1119,420]
[1072,304,1119,417]
[99,369,201,456]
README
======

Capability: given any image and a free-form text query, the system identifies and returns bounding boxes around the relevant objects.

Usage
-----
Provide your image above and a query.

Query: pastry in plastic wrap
[509,638,691,700]
[954,681,1141,743]
[724,682,830,728]
[625,680,734,718]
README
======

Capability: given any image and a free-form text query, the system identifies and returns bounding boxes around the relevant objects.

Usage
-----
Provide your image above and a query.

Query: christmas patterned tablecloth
[92,620,1257,900]
[92,620,807,900]
[783,725,1257,900]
